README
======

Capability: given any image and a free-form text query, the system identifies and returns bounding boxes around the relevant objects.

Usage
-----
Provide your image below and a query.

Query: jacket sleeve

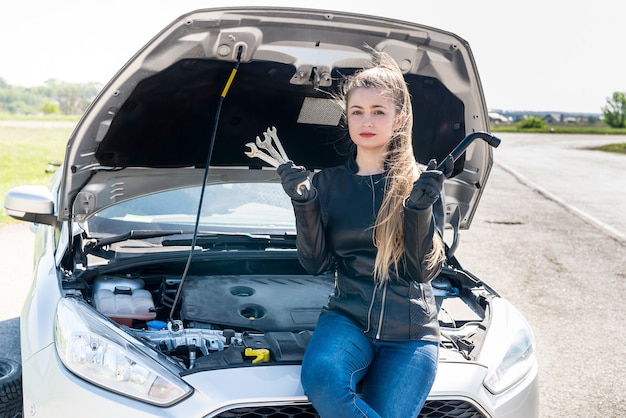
[403,204,442,283]
[291,196,334,275]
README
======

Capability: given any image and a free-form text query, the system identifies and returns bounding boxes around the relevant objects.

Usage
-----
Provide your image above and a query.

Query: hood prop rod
[437,131,501,260]
[167,46,243,328]
[437,131,501,171]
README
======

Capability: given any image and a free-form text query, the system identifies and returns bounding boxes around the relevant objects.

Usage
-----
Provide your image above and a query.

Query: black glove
[277,161,316,202]
[406,159,446,210]
[441,154,455,178]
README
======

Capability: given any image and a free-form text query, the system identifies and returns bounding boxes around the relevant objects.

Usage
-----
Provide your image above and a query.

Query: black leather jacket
[292,157,442,342]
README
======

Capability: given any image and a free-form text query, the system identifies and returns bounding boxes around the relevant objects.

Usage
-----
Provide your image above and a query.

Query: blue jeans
[301,311,438,418]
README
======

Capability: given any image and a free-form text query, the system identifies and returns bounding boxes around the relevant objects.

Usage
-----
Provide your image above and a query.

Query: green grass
[0,112,81,122]
[490,125,626,154]
[595,143,626,154]
[491,124,626,135]
[0,124,73,225]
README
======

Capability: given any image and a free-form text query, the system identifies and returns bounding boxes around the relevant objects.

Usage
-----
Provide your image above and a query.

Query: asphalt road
[492,132,626,243]
[0,223,32,363]
[1,131,624,417]
[456,133,626,417]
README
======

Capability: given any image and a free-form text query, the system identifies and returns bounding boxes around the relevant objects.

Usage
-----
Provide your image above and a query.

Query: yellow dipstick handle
[244,348,270,364]
[221,68,238,98]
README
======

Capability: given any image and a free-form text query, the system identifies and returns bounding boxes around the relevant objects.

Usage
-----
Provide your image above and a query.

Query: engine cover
[180,274,334,332]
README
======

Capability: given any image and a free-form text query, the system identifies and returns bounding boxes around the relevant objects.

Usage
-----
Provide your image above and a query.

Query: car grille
[213,399,486,417]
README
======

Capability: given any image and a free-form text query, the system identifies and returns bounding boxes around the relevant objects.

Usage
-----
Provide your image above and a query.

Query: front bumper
[22,346,538,417]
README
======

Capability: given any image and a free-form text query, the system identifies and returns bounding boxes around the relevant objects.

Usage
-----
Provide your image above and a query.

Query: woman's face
[347,87,401,153]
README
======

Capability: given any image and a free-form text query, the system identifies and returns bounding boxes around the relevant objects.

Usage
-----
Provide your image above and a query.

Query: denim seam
[350,364,372,418]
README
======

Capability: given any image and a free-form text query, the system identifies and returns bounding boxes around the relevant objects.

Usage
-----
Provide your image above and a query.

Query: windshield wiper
[162,233,297,250]
[87,230,190,250]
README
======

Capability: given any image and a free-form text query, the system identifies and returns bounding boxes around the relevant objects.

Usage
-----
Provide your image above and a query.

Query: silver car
[4,7,538,417]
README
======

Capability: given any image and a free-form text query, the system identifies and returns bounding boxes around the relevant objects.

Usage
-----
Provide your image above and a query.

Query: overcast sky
[1,0,623,113]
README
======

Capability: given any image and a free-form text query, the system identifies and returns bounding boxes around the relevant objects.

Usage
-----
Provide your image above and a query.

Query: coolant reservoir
[92,277,157,326]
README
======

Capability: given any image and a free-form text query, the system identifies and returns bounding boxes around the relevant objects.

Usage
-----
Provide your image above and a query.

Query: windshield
[86,183,296,235]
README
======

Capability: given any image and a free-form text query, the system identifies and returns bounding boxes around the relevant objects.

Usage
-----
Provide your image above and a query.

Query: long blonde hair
[339,51,445,283]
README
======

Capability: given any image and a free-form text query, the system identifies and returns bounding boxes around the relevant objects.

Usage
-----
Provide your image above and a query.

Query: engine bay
[72,255,490,372]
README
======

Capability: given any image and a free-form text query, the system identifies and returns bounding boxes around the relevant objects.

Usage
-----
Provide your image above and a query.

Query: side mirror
[3,185,56,225]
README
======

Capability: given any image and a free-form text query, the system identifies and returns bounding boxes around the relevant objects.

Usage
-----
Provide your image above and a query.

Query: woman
[277,51,453,417]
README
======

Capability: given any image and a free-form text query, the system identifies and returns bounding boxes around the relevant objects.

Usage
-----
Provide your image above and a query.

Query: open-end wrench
[244,142,281,167]
[255,133,286,164]
[245,127,311,195]
[264,126,289,162]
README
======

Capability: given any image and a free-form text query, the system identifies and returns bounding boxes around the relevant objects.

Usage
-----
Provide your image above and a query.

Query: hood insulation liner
[96,59,466,171]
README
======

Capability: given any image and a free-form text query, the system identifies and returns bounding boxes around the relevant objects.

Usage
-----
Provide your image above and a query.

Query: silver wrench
[264,126,289,162]
[244,142,281,167]
[244,127,311,195]
[255,133,286,164]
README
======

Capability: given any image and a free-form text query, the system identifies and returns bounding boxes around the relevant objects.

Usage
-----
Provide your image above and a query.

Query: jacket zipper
[366,174,388,339]
[365,287,375,333]
[365,281,388,338]
[420,283,431,315]
[376,282,388,339]
[370,175,376,216]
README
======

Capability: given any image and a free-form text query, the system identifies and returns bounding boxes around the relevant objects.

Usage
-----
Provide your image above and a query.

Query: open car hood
[60,7,493,229]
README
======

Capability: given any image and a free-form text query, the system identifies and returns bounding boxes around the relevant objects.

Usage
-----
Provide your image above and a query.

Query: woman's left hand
[406,158,448,209]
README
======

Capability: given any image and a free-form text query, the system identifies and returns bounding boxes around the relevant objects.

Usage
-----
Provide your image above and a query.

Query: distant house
[488,112,512,124]
[543,113,562,124]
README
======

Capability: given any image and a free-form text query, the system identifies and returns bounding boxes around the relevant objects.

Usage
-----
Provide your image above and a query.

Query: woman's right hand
[277,161,316,202]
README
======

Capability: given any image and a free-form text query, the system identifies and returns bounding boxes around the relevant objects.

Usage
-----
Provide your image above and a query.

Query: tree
[602,91,626,128]
[0,79,100,115]
[516,116,547,130]
[41,101,60,115]
[42,79,99,115]
[0,86,44,114]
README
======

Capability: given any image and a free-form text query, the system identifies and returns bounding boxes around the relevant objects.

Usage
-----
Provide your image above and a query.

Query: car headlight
[480,297,537,394]
[54,297,192,406]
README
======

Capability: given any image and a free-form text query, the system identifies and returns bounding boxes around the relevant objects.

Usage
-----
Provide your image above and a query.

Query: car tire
[0,357,22,418]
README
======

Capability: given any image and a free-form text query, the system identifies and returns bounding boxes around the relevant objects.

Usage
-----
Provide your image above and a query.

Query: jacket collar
[345,153,390,176]
[346,154,359,174]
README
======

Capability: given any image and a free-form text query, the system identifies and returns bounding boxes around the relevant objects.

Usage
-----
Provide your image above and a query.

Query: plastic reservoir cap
[147,320,168,331]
